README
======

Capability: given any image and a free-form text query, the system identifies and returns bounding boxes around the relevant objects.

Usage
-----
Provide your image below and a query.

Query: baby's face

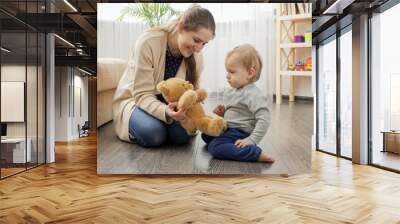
[225,56,252,89]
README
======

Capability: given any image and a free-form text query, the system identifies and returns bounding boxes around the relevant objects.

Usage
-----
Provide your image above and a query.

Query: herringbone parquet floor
[1,134,400,223]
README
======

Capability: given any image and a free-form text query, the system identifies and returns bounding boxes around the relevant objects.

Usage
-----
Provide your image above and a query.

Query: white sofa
[97,58,127,127]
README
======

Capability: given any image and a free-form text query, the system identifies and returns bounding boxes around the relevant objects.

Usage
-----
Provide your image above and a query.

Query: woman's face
[177,25,213,58]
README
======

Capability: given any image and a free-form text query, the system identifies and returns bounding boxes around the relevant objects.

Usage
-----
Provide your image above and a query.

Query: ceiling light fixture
[76,48,86,55]
[78,67,93,76]
[323,0,355,15]
[63,0,78,12]
[54,34,75,48]
[1,47,11,53]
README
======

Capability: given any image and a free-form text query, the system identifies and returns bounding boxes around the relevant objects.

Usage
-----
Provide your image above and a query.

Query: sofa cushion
[97,89,115,127]
[97,58,127,92]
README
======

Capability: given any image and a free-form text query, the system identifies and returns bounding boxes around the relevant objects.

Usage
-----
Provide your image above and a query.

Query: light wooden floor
[98,100,311,175]
[0,133,400,223]
[0,167,25,178]
[1,163,44,178]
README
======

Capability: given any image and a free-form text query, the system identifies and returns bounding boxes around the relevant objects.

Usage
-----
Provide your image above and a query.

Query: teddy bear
[156,77,227,137]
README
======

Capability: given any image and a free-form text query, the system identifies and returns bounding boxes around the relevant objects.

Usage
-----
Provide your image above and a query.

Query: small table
[1,138,32,164]
[381,131,400,154]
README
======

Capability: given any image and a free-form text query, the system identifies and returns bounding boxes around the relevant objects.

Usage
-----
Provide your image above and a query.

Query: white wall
[1,65,39,137]
[1,65,26,139]
[75,73,89,122]
[54,67,89,141]
[71,73,89,138]
[55,67,68,141]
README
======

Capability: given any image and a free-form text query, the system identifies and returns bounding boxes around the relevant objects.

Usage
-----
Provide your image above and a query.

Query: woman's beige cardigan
[112,30,203,142]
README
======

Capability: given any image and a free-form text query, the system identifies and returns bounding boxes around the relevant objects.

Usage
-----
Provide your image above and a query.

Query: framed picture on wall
[1,81,25,122]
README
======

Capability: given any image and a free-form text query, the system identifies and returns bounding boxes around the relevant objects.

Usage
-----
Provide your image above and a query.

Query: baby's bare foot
[258,152,275,163]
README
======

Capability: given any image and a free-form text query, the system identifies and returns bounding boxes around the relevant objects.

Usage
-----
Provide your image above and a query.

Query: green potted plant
[117,3,181,27]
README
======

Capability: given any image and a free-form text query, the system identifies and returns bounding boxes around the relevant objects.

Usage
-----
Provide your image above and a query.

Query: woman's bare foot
[258,152,275,163]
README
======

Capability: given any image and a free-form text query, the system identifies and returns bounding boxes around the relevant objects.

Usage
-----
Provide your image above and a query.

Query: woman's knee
[129,108,167,147]
[141,129,167,147]
[167,122,191,145]
[170,134,191,145]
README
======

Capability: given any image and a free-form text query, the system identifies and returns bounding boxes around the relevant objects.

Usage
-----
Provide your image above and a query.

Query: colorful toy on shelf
[288,63,295,71]
[305,32,312,42]
[294,60,304,71]
[293,35,305,43]
[304,57,312,71]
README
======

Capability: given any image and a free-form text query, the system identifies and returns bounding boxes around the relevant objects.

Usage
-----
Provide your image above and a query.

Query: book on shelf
[291,3,297,15]
[281,3,312,16]
[297,3,305,14]
[282,4,287,15]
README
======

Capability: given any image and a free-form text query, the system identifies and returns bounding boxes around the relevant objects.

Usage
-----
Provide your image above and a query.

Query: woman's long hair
[151,5,215,88]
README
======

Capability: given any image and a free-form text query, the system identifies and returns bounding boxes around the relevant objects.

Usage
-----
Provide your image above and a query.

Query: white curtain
[97,20,147,60]
[98,3,276,98]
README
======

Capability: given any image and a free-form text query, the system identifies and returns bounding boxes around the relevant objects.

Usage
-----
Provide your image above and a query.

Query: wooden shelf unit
[279,14,312,21]
[275,3,312,104]
[280,42,312,48]
[280,70,312,77]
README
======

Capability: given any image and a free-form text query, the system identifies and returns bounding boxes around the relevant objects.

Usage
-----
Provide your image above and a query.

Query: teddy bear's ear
[183,82,194,90]
[156,81,169,95]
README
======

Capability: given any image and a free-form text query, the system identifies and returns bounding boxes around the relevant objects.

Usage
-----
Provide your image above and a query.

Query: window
[340,28,352,158]
[317,36,337,154]
[371,2,400,171]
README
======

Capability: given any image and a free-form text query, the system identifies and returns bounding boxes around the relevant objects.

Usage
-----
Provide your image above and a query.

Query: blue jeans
[201,128,262,162]
[129,107,192,147]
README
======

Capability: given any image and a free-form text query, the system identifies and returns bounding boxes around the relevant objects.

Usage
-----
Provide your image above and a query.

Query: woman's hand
[213,104,225,116]
[166,102,187,121]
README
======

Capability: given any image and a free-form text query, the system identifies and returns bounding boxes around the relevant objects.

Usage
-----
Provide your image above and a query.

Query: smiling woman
[112,5,216,147]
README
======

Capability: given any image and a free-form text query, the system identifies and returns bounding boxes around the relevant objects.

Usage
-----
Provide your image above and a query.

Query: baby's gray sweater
[222,83,271,144]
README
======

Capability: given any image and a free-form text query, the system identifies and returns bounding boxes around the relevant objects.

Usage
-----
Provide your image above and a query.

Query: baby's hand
[234,139,252,149]
[213,104,225,116]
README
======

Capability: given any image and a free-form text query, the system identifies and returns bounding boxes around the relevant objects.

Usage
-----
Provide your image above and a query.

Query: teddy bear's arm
[195,116,227,137]
[195,89,207,103]
[178,90,198,111]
